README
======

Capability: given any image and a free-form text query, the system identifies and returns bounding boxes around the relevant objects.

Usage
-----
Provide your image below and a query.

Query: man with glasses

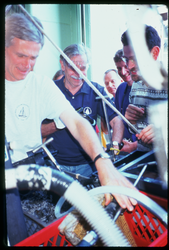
[121,25,168,151]
[113,49,137,153]
[41,43,125,177]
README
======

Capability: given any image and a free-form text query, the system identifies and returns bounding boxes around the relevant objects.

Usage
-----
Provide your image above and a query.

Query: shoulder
[116,82,128,94]
[28,71,53,86]
[54,77,64,89]
[85,81,105,93]
[93,81,104,90]
[117,81,128,91]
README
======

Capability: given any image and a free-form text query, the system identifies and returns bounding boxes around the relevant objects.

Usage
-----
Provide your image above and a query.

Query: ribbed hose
[16,165,165,245]
[88,186,168,226]
[64,181,130,246]
[13,165,130,246]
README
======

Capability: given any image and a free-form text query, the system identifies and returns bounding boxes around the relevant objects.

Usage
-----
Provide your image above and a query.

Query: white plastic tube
[64,181,130,246]
[88,186,168,226]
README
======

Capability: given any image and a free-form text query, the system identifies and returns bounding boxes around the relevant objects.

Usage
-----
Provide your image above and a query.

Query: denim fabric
[59,163,96,177]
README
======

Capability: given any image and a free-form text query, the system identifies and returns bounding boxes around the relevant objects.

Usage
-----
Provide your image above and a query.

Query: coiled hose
[88,186,168,227]
[63,181,130,246]
[6,164,130,246]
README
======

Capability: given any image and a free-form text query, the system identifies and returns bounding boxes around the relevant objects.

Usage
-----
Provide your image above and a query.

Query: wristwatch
[112,141,119,146]
[93,153,110,164]
[112,141,124,150]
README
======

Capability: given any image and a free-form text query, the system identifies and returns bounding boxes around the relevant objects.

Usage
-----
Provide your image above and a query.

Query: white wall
[28,4,82,79]
[89,4,168,86]
[90,5,127,86]
[29,4,62,79]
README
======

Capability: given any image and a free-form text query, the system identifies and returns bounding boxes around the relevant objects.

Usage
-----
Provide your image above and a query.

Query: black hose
[16,165,74,197]
[50,168,74,196]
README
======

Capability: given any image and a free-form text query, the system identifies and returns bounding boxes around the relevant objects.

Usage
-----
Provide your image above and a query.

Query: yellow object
[109,147,120,155]
[101,131,107,148]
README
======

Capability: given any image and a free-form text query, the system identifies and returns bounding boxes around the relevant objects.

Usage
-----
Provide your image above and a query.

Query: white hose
[64,181,130,246]
[88,186,168,226]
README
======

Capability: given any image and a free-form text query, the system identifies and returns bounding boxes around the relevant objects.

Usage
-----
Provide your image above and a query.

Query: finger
[142,135,154,144]
[104,193,112,206]
[125,113,138,122]
[126,110,142,120]
[129,104,145,114]
[137,129,154,144]
[113,193,135,211]
[127,106,144,117]
[129,197,138,206]
[113,179,138,211]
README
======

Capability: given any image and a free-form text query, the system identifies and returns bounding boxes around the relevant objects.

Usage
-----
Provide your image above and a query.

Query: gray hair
[104,68,118,76]
[104,68,121,82]
[5,13,44,48]
[60,44,91,64]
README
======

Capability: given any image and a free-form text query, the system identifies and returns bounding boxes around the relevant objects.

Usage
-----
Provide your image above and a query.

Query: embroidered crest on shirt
[15,104,30,121]
[83,107,92,115]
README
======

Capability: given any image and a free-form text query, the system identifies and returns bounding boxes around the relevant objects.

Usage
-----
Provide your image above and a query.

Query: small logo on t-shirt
[83,107,92,115]
[15,104,30,121]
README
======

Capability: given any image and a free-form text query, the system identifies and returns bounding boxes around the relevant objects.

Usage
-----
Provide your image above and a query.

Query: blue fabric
[45,76,117,166]
[115,82,136,141]
[59,163,96,177]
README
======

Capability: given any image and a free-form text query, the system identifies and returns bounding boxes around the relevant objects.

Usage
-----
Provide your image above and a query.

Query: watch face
[113,141,119,146]
[102,153,110,158]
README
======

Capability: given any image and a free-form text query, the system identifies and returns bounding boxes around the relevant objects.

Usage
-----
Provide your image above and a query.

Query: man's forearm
[60,109,137,210]
[110,116,124,143]
[60,110,105,161]
[41,122,57,138]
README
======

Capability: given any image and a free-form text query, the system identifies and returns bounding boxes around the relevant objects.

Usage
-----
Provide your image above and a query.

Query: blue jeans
[59,163,96,177]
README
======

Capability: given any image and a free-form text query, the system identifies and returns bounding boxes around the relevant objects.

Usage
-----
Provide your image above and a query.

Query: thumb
[104,193,111,206]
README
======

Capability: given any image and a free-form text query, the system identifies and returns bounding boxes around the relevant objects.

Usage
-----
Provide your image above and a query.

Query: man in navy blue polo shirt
[41,44,124,177]
[114,49,137,153]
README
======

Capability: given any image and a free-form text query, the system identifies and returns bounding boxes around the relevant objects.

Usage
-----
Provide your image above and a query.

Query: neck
[127,80,133,86]
[64,79,83,95]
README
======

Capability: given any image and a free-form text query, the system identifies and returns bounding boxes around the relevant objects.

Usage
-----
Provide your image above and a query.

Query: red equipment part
[15,193,167,247]
[15,215,72,247]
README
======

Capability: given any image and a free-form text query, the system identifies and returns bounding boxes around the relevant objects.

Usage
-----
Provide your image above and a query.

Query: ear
[60,59,65,71]
[151,46,160,61]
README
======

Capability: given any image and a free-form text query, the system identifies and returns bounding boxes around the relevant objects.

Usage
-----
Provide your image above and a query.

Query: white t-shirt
[5,71,74,163]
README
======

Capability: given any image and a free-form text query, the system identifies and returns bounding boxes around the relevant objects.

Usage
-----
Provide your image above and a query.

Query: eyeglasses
[122,56,136,66]
[64,60,89,72]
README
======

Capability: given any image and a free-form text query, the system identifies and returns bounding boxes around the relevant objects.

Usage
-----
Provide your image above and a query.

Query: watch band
[93,153,110,164]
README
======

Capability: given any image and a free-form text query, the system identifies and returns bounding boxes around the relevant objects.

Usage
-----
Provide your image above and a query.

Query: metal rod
[113,164,148,222]
[17,4,139,135]
[102,99,112,145]
[32,137,60,170]
[81,4,86,45]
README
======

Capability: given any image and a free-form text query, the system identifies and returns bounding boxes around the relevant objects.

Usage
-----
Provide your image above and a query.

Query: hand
[136,124,154,144]
[120,139,137,153]
[112,144,120,155]
[125,104,144,124]
[96,159,138,211]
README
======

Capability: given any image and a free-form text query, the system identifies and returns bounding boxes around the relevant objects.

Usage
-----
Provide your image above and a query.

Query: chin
[131,75,139,82]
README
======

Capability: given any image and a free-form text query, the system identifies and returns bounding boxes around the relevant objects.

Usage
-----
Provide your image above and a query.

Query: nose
[23,57,31,69]
[107,82,111,87]
[127,59,135,71]
[109,81,115,87]
[121,67,126,75]
[73,68,81,78]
